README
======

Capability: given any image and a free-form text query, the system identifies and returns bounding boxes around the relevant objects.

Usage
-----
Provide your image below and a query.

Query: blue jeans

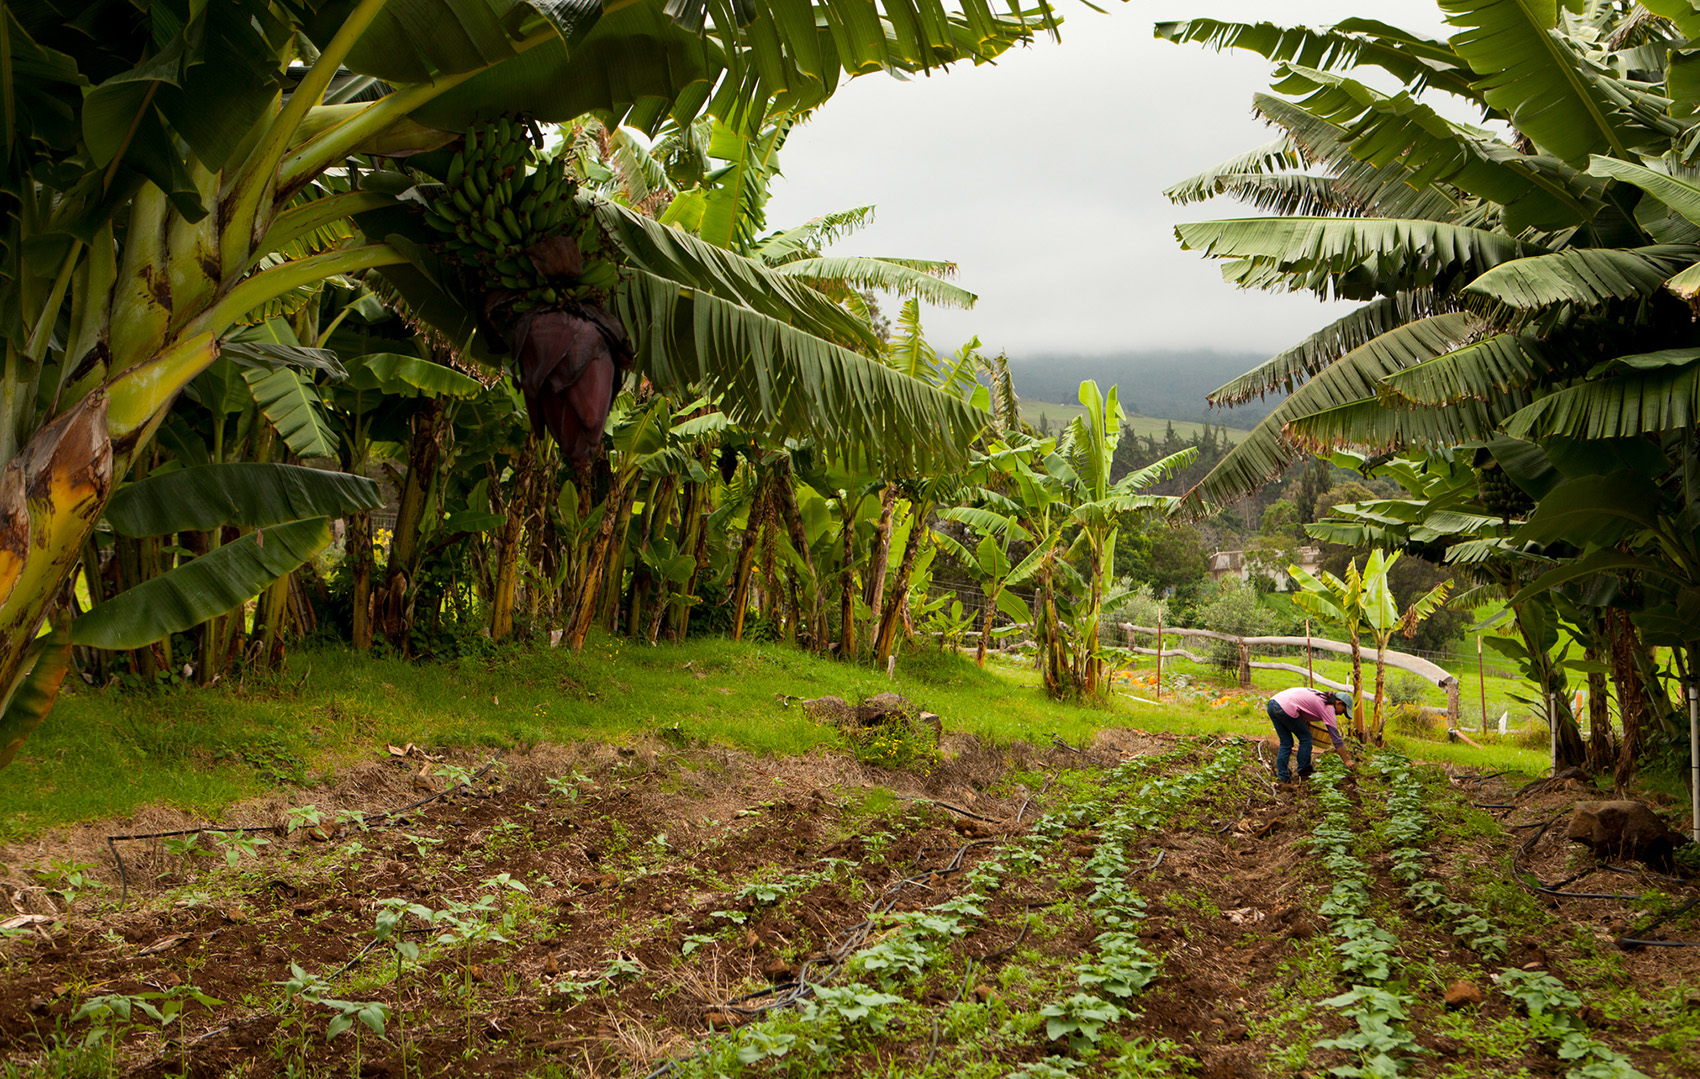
[1266,699,1312,781]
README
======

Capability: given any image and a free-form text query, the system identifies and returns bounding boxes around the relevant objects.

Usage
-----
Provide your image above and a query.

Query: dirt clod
[1443,980,1484,1009]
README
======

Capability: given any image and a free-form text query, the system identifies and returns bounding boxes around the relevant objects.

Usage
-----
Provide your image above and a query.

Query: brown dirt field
[0,734,1695,1079]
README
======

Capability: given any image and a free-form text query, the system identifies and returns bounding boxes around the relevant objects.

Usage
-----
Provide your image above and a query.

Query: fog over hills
[1006,350,1284,429]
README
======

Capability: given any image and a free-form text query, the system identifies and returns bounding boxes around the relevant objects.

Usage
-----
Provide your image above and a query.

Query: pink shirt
[1271,687,1346,748]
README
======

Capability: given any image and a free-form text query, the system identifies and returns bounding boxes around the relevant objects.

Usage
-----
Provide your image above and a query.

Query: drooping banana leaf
[0,620,72,769]
[1207,289,1447,406]
[1270,64,1592,230]
[244,366,338,458]
[345,352,484,398]
[1504,358,1700,440]
[1378,334,1551,405]
[773,257,977,309]
[1154,17,1478,99]
[1253,95,1465,222]
[1174,217,1533,300]
[1438,0,1679,167]
[105,463,379,537]
[616,268,983,472]
[72,518,334,650]
[1465,245,1700,318]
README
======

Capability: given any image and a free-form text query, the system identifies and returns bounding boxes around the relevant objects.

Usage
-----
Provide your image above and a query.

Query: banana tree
[77,463,380,665]
[1359,549,1451,741]
[1289,560,1369,738]
[933,506,1031,665]
[1,0,1055,762]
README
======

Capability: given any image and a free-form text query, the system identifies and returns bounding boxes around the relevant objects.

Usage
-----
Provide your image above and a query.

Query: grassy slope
[0,634,1545,840]
[1018,398,1253,442]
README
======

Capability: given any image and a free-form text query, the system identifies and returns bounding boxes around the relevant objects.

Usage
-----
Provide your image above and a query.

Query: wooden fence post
[1478,635,1489,733]
[1237,641,1252,689]
[1155,613,1164,702]
[1446,678,1460,727]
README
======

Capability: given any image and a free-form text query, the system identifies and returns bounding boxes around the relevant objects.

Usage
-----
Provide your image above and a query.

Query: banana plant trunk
[490,439,536,642]
[670,471,709,642]
[568,479,635,651]
[976,584,1001,668]
[1373,644,1388,743]
[873,502,930,665]
[1585,646,1613,772]
[774,476,825,651]
[1611,608,1648,789]
[0,396,113,715]
[837,499,857,657]
[863,483,897,651]
[346,510,375,650]
[375,398,444,651]
[729,485,764,642]
[1349,637,1364,741]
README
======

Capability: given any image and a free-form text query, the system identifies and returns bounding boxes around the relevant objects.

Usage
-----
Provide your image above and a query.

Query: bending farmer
[1265,686,1356,782]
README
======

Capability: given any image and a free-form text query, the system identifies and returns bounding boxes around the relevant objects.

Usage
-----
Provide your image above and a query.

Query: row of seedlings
[1306,758,1426,1076]
[1017,743,1251,1075]
[1373,755,1649,1079]
[667,745,1223,1076]
[1375,754,1507,960]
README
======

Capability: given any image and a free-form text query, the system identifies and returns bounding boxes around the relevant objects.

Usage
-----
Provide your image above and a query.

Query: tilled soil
[0,732,1695,1078]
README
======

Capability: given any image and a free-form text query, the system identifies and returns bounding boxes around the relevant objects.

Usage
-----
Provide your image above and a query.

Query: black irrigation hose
[1616,895,1700,949]
[641,834,1009,1079]
[644,772,1064,1079]
[107,751,506,905]
[1474,803,1515,810]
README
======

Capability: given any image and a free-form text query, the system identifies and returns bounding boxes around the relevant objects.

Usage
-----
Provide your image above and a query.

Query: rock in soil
[855,691,916,726]
[1565,799,1686,868]
[800,695,855,727]
[1444,980,1484,1009]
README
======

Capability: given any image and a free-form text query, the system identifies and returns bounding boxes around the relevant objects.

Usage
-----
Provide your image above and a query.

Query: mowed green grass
[1018,398,1253,442]
[0,634,1547,840]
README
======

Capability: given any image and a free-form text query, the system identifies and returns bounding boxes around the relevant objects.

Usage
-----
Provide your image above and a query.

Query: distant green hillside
[1006,350,1279,429]
[1020,398,1253,443]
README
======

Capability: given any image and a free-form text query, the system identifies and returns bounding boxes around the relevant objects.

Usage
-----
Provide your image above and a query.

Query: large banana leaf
[1172,173,1371,220]
[345,353,485,398]
[1271,64,1591,231]
[1164,137,1305,206]
[1207,289,1445,405]
[243,366,338,458]
[342,0,587,84]
[596,199,882,351]
[1378,333,1550,405]
[105,464,380,537]
[1180,313,1474,513]
[72,518,333,651]
[1504,356,1700,439]
[1464,244,1700,316]
[1252,95,1464,222]
[1174,218,1532,298]
[773,257,977,308]
[1437,0,1678,166]
[1513,470,1662,548]
[618,268,983,471]
[1154,18,1477,99]
[0,620,71,769]
[1586,154,1700,227]
[1281,393,1516,454]
[687,0,1058,130]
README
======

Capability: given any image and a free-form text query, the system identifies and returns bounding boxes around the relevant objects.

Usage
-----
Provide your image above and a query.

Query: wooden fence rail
[1115,623,1461,724]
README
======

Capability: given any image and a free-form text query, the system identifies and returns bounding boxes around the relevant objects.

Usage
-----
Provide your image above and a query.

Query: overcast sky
[763,2,1456,363]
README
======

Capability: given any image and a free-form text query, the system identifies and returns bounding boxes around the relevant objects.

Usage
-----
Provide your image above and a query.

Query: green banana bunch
[420,115,612,309]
